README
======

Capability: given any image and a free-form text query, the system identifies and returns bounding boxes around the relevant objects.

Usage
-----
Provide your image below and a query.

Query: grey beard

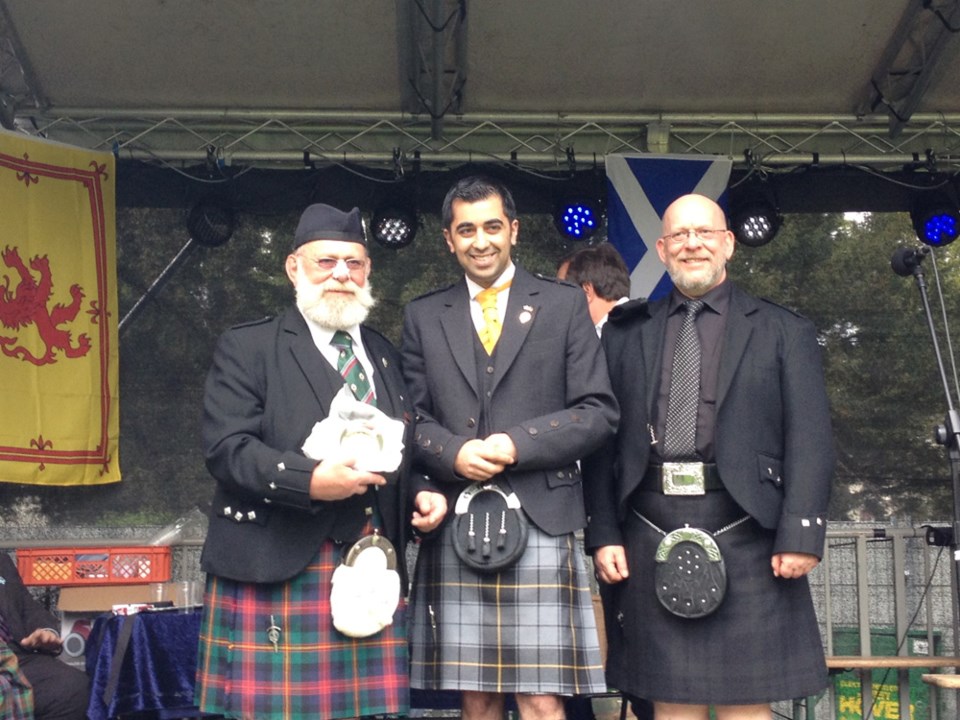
[666,265,723,298]
[297,282,376,330]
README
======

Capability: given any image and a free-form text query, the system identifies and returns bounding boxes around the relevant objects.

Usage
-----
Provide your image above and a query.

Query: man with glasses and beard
[583,194,833,720]
[196,203,447,720]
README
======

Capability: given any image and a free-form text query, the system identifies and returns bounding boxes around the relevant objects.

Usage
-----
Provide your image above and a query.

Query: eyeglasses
[662,228,729,245]
[297,255,367,273]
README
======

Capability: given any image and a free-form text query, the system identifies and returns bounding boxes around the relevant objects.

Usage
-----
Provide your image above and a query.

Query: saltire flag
[0,130,119,485]
[605,154,733,301]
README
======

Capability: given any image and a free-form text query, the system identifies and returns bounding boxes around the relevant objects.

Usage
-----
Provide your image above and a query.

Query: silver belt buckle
[661,462,706,495]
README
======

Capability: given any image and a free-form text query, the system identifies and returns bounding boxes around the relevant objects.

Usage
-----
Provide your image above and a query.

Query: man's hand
[485,433,517,464]
[412,490,448,532]
[453,438,515,481]
[309,454,386,501]
[771,551,819,579]
[19,628,61,653]
[593,545,629,584]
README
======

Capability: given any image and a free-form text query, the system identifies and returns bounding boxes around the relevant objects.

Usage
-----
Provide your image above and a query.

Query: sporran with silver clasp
[329,531,401,638]
[635,511,751,619]
[452,481,529,573]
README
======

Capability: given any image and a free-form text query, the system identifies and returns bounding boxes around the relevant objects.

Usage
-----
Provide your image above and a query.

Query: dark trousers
[18,652,90,720]
[564,693,654,720]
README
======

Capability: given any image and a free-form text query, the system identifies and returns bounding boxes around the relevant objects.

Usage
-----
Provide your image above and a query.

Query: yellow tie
[476,280,512,354]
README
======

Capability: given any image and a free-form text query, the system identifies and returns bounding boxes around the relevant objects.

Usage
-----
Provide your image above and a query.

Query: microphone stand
[903,258,960,617]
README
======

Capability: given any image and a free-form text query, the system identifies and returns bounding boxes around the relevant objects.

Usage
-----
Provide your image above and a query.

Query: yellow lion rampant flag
[0,130,119,485]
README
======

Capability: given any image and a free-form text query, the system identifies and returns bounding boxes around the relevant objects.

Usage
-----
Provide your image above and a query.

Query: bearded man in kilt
[196,203,447,720]
[583,194,833,720]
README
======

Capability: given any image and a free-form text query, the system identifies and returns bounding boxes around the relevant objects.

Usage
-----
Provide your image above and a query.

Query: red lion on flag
[0,245,91,365]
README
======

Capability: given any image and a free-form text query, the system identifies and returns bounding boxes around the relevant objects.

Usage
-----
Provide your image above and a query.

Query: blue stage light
[919,211,958,246]
[555,199,599,240]
[911,194,960,247]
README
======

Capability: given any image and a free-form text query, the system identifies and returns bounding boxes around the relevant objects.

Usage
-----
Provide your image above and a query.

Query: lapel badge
[519,305,534,324]
[381,356,389,368]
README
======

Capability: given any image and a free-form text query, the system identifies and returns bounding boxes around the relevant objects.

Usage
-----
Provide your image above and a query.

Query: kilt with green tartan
[195,540,408,720]
[409,522,606,696]
[0,646,33,720]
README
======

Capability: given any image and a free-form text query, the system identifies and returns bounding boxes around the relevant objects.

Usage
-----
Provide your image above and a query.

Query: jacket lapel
[439,280,480,396]
[641,298,669,417]
[281,308,342,415]
[361,327,402,416]
[716,285,758,410]
[492,268,538,391]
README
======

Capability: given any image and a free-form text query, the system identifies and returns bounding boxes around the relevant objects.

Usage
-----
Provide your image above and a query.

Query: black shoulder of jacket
[229,316,275,330]
[606,297,649,325]
[408,281,459,303]
[755,296,809,320]
[533,272,578,289]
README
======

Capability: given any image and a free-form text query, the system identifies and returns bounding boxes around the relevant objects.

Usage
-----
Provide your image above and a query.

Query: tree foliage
[1,206,956,526]
[728,212,958,521]
[0,208,581,526]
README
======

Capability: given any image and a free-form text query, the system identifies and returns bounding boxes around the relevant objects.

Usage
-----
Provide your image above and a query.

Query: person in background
[402,175,619,720]
[0,552,89,720]
[557,245,653,720]
[196,203,447,720]
[583,193,833,720]
[557,243,632,337]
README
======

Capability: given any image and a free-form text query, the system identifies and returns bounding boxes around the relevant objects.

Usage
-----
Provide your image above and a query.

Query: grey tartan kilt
[602,489,828,706]
[408,520,606,696]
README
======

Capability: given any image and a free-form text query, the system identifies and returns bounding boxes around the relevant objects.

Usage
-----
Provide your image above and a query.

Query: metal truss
[13,108,960,175]
[5,0,960,178]
[856,0,960,137]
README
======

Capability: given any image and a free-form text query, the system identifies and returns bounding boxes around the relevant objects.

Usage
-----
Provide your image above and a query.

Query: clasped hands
[308,452,447,533]
[453,432,517,482]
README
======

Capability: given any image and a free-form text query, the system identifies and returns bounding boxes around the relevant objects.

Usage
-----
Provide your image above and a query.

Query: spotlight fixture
[187,202,235,248]
[371,205,418,249]
[730,198,782,248]
[554,198,600,240]
[911,193,960,247]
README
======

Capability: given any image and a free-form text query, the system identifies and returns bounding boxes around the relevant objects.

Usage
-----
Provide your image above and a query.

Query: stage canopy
[2,0,960,213]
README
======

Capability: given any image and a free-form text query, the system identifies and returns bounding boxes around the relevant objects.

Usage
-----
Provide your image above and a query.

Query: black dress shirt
[653,280,731,462]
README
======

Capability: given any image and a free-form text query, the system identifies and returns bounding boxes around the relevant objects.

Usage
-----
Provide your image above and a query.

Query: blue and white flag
[605,154,732,300]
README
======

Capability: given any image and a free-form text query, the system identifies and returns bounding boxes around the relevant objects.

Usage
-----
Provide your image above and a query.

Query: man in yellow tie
[401,175,620,720]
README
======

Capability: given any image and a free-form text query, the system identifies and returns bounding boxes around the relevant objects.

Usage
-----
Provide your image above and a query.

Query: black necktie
[662,299,705,459]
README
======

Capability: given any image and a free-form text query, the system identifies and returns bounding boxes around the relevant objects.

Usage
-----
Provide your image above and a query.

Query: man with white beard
[196,203,447,720]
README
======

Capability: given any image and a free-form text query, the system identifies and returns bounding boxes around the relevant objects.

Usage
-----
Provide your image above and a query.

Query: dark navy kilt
[602,489,828,705]
[409,521,606,696]
[195,541,409,720]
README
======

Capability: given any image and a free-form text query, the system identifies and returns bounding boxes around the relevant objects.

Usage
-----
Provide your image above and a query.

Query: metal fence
[3,521,959,720]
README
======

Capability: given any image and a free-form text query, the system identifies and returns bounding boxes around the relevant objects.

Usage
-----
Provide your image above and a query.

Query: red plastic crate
[15,546,172,586]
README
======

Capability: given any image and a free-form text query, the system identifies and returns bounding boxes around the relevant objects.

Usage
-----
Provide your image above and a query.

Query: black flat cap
[292,204,366,250]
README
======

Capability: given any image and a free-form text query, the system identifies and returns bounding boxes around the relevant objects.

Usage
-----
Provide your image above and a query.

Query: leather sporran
[452,481,529,573]
[654,526,727,618]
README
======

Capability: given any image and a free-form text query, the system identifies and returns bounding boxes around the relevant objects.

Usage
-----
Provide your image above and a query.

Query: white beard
[295,268,376,330]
